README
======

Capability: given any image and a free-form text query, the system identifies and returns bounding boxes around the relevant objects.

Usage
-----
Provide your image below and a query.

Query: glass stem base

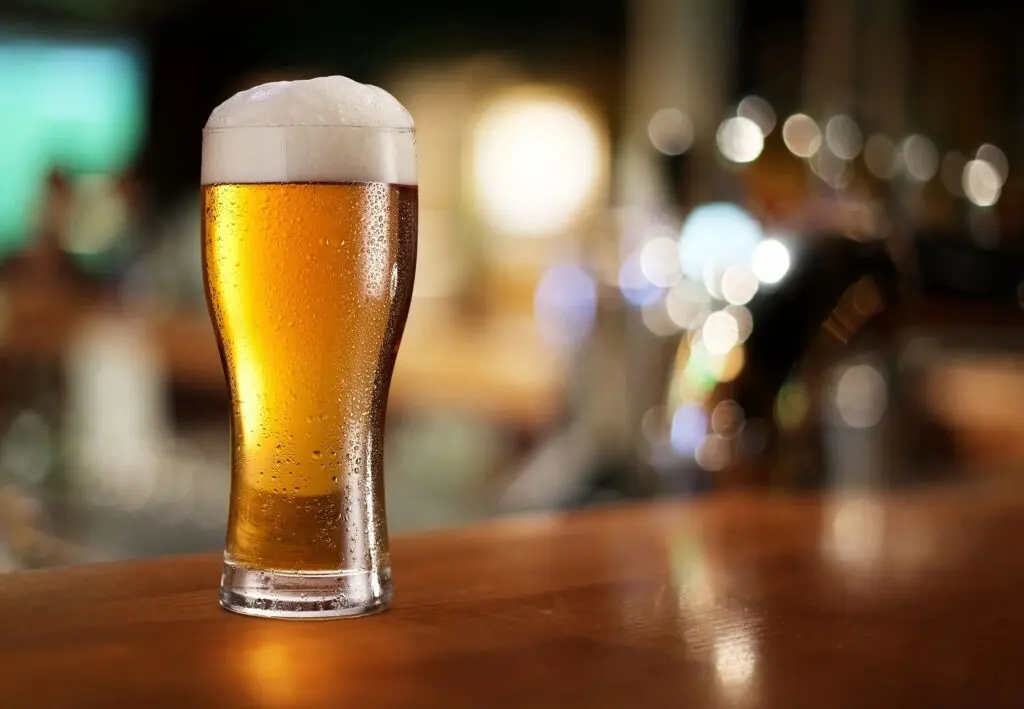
[219,557,392,619]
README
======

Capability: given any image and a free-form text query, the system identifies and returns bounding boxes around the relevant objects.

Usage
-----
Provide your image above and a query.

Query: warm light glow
[751,238,791,285]
[679,342,720,398]
[242,635,302,706]
[716,345,746,382]
[963,159,1002,207]
[720,264,758,306]
[824,115,862,160]
[473,89,604,237]
[782,114,821,158]
[737,95,776,135]
[863,134,897,179]
[716,116,764,164]
[640,235,682,287]
[825,496,886,579]
[713,628,758,696]
[648,108,693,156]
[900,134,938,183]
[702,310,739,355]
[679,341,745,394]
[834,364,887,428]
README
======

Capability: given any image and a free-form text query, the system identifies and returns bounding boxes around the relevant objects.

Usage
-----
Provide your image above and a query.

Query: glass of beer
[201,77,417,619]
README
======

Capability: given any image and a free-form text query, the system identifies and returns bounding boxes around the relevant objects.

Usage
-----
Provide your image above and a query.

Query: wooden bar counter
[2,487,1023,707]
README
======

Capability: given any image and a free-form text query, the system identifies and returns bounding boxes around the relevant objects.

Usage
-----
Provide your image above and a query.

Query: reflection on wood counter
[2,488,1023,708]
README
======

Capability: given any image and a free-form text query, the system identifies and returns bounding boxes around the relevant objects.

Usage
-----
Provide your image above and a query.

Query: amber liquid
[203,182,417,571]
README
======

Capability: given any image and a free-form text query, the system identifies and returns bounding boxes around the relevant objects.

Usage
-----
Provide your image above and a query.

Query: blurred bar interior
[1,0,1022,571]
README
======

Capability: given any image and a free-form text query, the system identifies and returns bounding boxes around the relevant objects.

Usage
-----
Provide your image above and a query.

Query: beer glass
[202,79,417,618]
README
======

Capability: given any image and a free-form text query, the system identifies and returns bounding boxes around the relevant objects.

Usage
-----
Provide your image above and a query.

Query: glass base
[219,558,392,620]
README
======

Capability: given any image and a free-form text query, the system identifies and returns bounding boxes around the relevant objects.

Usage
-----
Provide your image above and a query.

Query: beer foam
[202,76,417,185]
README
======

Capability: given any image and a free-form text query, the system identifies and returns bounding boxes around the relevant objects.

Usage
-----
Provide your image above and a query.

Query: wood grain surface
[1,487,1022,708]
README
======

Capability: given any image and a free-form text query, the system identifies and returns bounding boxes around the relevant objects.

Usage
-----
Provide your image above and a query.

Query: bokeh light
[671,404,707,456]
[716,116,764,164]
[775,382,810,430]
[834,364,888,428]
[665,280,710,329]
[809,145,850,189]
[737,96,776,136]
[824,115,862,160]
[648,108,694,156]
[751,238,791,285]
[678,341,746,398]
[726,305,754,343]
[825,496,886,578]
[695,435,730,471]
[976,143,1008,184]
[473,89,604,237]
[642,299,681,337]
[781,114,821,158]
[639,235,682,287]
[702,262,725,301]
[702,310,740,355]
[619,249,663,308]
[962,159,1002,207]
[716,345,746,383]
[899,134,938,183]
[533,262,598,349]
[678,203,763,282]
[720,265,758,306]
[711,400,745,438]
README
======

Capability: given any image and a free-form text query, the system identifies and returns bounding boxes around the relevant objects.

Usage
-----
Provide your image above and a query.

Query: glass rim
[202,124,414,134]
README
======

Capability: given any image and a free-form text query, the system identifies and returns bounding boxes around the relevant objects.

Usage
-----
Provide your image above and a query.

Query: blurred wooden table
[2,488,1023,708]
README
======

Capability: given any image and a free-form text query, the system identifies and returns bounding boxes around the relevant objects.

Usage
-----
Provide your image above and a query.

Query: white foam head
[201,76,416,186]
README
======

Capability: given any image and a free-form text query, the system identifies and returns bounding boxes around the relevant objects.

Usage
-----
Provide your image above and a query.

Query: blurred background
[0,0,1022,572]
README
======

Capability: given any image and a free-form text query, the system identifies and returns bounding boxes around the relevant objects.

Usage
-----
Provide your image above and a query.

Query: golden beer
[202,76,417,618]
[204,183,416,571]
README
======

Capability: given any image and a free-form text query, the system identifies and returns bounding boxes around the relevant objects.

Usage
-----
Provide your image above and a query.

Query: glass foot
[219,558,392,620]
